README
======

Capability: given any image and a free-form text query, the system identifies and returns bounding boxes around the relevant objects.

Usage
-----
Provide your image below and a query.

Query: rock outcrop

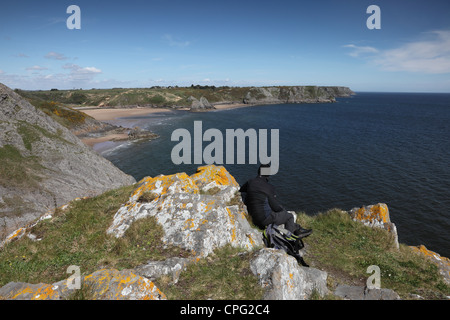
[0,83,136,239]
[250,248,328,300]
[350,203,399,249]
[0,268,166,300]
[107,165,263,257]
[242,86,354,105]
[188,96,215,111]
[334,285,400,300]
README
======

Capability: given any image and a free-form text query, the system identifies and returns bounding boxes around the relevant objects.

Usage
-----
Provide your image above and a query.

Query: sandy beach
[79,104,251,150]
[81,133,130,147]
[81,107,173,121]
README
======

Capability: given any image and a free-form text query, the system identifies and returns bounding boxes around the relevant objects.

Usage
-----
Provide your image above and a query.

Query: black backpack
[263,224,309,267]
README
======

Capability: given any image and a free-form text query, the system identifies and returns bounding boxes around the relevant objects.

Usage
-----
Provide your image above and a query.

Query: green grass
[0,184,190,287]
[296,209,450,299]
[156,245,264,300]
[0,144,43,188]
[1,189,448,299]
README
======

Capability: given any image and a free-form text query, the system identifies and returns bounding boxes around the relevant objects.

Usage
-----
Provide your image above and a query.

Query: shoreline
[80,106,174,121]
[79,104,254,150]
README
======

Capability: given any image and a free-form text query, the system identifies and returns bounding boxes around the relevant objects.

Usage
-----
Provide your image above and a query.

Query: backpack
[263,224,309,267]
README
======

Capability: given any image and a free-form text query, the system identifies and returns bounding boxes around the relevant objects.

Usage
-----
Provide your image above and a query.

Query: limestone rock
[250,248,328,300]
[134,256,195,283]
[0,268,166,300]
[349,203,399,249]
[189,96,215,111]
[127,126,159,141]
[334,285,400,300]
[107,165,263,257]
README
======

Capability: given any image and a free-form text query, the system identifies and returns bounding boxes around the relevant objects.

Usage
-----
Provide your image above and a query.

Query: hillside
[0,165,448,300]
[14,85,355,109]
[0,83,136,239]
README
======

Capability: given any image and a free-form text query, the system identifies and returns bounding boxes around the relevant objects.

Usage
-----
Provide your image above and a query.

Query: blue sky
[1,0,450,92]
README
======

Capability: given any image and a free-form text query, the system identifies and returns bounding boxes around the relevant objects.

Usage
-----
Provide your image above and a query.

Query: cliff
[0,165,448,300]
[0,83,136,239]
[14,85,355,111]
[242,86,354,105]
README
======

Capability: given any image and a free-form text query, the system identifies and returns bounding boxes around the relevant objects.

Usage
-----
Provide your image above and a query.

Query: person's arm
[239,182,248,193]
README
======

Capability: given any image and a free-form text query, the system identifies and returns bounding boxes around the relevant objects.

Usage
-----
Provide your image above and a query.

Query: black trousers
[261,210,299,233]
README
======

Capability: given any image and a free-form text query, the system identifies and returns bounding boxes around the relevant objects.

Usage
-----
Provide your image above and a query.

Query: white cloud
[345,30,450,74]
[0,63,102,90]
[162,34,191,48]
[374,30,450,74]
[45,51,69,60]
[26,65,48,71]
[62,63,102,81]
[343,44,379,57]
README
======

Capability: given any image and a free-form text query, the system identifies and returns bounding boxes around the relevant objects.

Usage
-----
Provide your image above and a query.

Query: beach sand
[79,104,251,149]
[79,107,171,148]
[81,133,130,147]
[81,107,173,121]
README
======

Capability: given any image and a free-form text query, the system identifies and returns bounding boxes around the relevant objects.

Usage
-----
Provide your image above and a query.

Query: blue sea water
[102,92,450,258]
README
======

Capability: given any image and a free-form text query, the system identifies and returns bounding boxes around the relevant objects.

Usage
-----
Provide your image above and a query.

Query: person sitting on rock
[239,164,312,238]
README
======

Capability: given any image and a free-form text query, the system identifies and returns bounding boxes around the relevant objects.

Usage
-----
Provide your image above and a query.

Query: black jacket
[239,176,284,228]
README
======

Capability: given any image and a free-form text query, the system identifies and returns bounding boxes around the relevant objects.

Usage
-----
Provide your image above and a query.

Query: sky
[1,0,450,92]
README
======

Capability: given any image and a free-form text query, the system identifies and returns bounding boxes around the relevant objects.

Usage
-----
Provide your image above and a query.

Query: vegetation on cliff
[14,85,354,109]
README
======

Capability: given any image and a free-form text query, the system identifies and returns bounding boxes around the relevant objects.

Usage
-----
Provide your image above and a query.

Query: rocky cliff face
[242,86,354,105]
[0,83,136,238]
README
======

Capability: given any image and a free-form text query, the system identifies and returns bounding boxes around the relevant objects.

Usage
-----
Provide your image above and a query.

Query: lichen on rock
[0,268,166,300]
[107,165,263,258]
[350,203,399,249]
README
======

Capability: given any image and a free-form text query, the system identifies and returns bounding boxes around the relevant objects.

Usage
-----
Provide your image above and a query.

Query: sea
[99,92,450,258]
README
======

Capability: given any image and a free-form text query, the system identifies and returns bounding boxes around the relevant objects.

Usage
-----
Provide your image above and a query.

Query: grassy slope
[13,87,233,108]
[0,186,448,300]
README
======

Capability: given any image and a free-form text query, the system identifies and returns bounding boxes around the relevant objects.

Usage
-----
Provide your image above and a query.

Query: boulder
[189,96,214,111]
[107,165,263,258]
[349,203,399,249]
[0,268,166,300]
[134,256,195,283]
[334,285,400,300]
[250,248,328,300]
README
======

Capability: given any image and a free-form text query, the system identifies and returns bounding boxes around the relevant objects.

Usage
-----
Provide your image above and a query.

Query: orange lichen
[353,203,390,224]
[411,245,450,265]
[131,173,199,202]
[190,165,239,188]
[226,207,237,242]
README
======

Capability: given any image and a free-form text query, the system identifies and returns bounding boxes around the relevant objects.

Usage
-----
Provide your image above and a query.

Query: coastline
[78,107,171,151]
[80,106,173,121]
[78,104,253,150]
